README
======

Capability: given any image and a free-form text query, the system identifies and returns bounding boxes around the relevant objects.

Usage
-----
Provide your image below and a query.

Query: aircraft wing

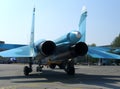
[88,47,120,59]
[0,44,26,50]
[113,48,120,54]
[93,46,120,54]
[0,45,36,57]
[89,46,111,52]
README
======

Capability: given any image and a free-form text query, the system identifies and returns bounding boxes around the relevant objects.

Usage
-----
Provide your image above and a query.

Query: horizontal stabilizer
[88,47,120,59]
[0,46,36,57]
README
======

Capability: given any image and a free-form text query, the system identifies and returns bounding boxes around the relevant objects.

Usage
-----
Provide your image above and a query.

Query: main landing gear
[23,58,43,76]
[23,58,75,76]
[36,60,43,72]
[23,57,33,76]
[65,59,75,75]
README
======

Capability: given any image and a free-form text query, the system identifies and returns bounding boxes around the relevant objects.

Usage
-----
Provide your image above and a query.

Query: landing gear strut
[36,60,43,72]
[23,57,33,76]
[65,59,75,75]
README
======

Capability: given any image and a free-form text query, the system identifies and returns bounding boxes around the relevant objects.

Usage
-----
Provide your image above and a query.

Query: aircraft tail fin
[79,6,87,42]
[0,7,37,57]
[30,7,35,47]
[29,7,36,56]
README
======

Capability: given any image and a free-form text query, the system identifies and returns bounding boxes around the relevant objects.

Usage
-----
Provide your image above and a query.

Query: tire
[24,66,30,76]
[36,66,42,72]
[66,67,75,75]
[49,64,56,69]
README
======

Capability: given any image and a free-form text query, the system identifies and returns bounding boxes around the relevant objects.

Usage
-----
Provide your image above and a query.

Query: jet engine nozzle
[36,41,56,56]
[74,42,88,56]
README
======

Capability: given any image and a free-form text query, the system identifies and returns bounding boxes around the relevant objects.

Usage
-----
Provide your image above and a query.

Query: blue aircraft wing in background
[88,47,120,59]
[113,48,120,54]
[0,44,26,50]
[0,45,36,57]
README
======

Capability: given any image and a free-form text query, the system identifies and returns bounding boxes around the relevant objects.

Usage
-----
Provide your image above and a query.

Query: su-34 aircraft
[0,6,120,76]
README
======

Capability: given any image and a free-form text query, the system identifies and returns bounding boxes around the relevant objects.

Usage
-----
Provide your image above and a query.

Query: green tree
[111,33,120,47]
[111,34,120,65]
[90,43,96,47]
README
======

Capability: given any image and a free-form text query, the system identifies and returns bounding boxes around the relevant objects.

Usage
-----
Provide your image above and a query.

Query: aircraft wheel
[36,66,39,72]
[49,64,56,69]
[36,66,42,72]
[65,59,75,75]
[66,67,75,75]
[24,66,31,76]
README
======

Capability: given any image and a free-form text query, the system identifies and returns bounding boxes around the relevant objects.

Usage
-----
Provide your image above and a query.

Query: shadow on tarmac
[0,70,120,88]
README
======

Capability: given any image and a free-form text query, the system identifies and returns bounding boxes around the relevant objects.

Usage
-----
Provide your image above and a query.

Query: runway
[0,64,120,89]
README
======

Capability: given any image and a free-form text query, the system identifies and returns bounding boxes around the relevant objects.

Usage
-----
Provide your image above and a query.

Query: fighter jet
[0,6,120,76]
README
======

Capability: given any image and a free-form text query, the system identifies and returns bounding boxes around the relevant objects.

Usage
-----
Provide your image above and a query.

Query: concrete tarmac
[0,64,120,89]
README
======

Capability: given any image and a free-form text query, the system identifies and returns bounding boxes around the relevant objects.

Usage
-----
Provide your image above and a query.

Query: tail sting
[79,6,87,42]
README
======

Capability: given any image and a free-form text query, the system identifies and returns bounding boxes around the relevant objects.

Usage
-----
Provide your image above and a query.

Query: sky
[0,0,120,46]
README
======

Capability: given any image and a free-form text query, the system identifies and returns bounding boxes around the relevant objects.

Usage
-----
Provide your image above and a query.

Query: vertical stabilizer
[79,6,87,42]
[29,7,36,57]
[30,7,35,47]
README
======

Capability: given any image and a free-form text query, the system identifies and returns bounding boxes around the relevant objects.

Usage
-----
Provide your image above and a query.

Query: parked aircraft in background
[0,6,120,76]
